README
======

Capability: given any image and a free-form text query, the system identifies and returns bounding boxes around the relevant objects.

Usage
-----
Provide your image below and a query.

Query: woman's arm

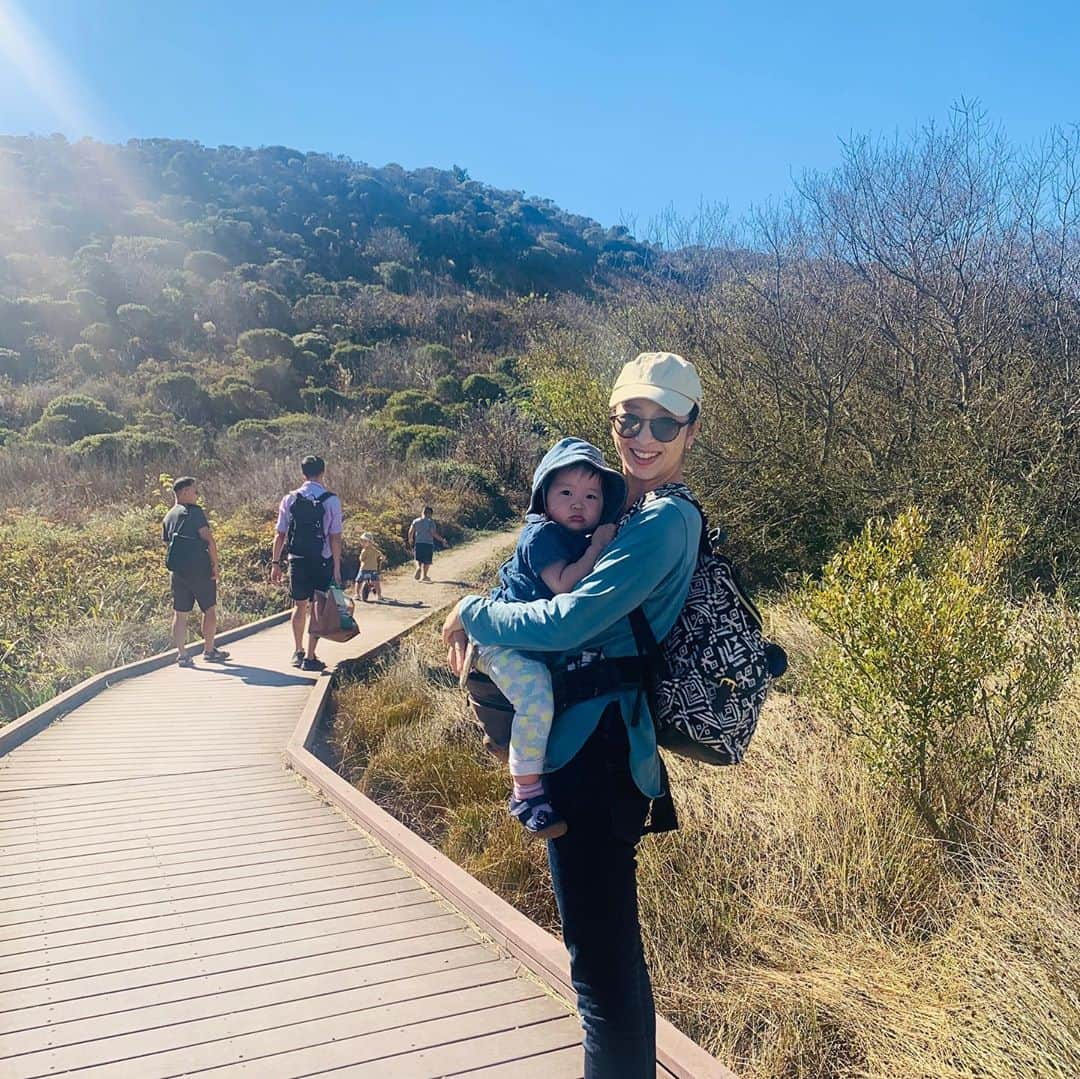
[455,499,699,653]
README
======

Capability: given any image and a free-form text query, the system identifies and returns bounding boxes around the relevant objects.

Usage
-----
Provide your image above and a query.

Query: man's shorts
[414,542,434,566]
[356,570,380,583]
[289,556,332,602]
[171,572,217,614]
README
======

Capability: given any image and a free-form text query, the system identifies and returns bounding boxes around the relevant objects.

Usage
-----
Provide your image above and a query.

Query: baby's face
[545,467,603,533]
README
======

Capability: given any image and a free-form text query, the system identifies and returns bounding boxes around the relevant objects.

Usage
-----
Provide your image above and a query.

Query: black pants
[545,705,655,1078]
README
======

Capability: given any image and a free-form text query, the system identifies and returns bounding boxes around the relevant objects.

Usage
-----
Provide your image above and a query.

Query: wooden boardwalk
[0,535,732,1079]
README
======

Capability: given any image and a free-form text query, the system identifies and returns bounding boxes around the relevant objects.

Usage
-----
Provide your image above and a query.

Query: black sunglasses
[610,412,692,443]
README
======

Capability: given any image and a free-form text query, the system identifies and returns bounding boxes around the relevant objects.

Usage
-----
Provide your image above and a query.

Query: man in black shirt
[162,476,228,667]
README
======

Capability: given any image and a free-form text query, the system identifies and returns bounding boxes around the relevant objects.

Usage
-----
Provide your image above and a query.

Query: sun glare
[0,0,100,137]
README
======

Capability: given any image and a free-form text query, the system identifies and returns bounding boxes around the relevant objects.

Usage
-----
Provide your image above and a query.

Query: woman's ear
[684,420,699,452]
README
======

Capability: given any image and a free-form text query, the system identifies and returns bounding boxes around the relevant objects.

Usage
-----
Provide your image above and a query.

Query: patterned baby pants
[474,644,554,777]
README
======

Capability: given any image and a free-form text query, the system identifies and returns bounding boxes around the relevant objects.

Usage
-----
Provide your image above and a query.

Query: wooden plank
[0,799,332,846]
[0,860,406,926]
[58,987,565,1079]
[1,926,480,1014]
[0,882,432,960]
[0,834,381,898]
[320,1019,584,1079]
[0,815,363,874]
[0,911,465,991]
[0,610,291,757]
[1,957,525,1071]
[0,848,396,915]
[0,771,301,818]
[0,870,416,939]
[449,1044,586,1079]
[1,942,501,1037]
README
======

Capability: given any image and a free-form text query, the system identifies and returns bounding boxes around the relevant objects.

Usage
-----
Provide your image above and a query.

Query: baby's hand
[590,523,617,550]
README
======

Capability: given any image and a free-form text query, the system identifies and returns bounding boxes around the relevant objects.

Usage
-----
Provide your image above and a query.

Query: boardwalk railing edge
[0,608,293,757]
[285,648,740,1079]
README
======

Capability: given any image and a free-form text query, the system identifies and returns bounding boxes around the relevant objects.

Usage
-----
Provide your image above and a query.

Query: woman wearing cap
[443,352,703,1077]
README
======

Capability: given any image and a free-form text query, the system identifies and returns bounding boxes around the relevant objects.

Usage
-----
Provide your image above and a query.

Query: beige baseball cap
[609,352,703,417]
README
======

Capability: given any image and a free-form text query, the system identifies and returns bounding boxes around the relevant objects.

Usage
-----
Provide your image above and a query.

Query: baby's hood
[527,437,626,525]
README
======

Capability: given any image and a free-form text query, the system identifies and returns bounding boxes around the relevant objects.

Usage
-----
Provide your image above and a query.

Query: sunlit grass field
[332,619,1080,1079]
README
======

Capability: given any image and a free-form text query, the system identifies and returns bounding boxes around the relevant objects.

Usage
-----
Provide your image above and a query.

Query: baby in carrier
[462,438,625,838]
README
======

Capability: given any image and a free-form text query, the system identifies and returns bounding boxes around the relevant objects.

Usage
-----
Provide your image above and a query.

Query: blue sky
[1,0,1078,231]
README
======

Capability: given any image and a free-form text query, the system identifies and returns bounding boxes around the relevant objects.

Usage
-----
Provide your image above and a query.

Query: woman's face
[610,397,697,489]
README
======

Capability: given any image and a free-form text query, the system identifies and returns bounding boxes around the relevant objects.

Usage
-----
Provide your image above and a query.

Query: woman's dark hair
[687,403,700,424]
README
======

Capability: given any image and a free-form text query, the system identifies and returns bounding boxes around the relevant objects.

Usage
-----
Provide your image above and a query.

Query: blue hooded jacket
[491,438,626,605]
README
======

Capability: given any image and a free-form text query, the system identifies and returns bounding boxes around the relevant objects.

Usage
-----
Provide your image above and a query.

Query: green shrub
[68,429,183,465]
[299,386,350,414]
[802,507,1079,845]
[404,427,456,462]
[183,250,230,279]
[80,322,119,352]
[27,394,124,444]
[349,386,392,413]
[462,372,506,404]
[292,332,332,361]
[331,343,374,384]
[433,375,464,403]
[376,260,413,294]
[384,389,449,427]
[386,423,454,459]
[237,328,295,362]
[148,372,213,426]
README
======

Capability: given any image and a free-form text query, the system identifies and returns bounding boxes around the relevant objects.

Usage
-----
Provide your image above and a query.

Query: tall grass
[0,440,513,722]
[331,625,1080,1079]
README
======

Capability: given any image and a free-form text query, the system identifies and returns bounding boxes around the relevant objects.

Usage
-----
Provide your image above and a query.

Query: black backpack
[625,484,788,766]
[164,507,211,578]
[286,490,334,562]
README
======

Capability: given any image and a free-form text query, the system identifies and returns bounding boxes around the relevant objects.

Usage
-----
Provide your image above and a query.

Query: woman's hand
[442,603,468,674]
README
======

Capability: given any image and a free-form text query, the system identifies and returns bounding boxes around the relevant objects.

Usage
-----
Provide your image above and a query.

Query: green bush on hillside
[237,328,295,362]
[803,506,1079,845]
[27,394,124,445]
[386,423,454,459]
[68,429,184,466]
[384,390,449,427]
[299,386,350,414]
[462,372,505,404]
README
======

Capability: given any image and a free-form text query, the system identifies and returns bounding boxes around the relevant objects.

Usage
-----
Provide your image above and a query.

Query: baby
[464,437,625,838]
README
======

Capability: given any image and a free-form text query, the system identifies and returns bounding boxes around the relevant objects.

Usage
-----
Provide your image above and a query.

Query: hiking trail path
[0,532,732,1079]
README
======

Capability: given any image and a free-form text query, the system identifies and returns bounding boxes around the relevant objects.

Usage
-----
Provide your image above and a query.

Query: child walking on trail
[353,533,384,602]
[460,437,625,839]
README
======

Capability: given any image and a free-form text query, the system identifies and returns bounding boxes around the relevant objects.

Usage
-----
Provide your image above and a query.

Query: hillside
[0,134,650,456]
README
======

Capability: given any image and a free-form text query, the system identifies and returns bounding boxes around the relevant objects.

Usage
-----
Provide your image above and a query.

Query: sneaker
[202,648,230,663]
[301,657,327,672]
[508,793,567,840]
[290,649,305,668]
[177,653,193,668]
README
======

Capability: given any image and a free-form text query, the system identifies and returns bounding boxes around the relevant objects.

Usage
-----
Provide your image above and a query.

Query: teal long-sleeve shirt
[459,494,701,798]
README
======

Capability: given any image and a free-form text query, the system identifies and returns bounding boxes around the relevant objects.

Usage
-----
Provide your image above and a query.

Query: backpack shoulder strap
[315,491,335,504]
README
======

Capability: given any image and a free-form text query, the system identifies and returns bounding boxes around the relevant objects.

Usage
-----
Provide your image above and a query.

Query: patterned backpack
[624,484,788,765]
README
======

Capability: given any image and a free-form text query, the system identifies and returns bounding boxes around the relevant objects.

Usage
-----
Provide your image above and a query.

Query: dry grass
[331,626,1080,1079]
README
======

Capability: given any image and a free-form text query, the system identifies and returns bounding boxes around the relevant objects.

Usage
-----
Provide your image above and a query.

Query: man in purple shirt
[270,455,344,671]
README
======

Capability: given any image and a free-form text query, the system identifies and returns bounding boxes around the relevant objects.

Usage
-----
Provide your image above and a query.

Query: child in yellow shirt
[353,532,384,602]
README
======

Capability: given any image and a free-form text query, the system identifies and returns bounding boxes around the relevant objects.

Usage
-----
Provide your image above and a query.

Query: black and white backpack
[623,484,787,765]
